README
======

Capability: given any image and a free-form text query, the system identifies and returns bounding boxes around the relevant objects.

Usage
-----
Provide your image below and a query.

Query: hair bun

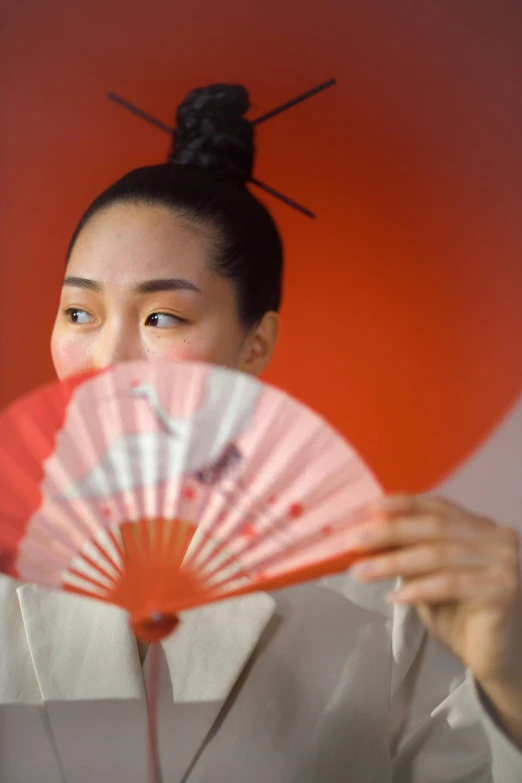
[169,84,254,185]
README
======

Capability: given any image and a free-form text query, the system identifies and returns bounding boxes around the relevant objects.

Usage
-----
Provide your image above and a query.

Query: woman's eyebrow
[62,277,202,294]
[135,279,202,294]
[63,276,102,291]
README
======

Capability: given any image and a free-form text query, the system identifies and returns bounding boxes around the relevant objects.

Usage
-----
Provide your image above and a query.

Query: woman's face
[51,202,278,380]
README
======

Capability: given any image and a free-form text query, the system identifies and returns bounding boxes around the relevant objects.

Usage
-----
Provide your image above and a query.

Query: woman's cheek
[51,336,92,380]
[148,344,207,362]
[145,336,211,364]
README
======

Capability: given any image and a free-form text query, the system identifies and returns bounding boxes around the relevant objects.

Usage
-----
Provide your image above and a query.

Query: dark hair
[67,84,283,328]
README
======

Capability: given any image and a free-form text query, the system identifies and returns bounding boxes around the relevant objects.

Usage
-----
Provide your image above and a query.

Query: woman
[0,84,521,783]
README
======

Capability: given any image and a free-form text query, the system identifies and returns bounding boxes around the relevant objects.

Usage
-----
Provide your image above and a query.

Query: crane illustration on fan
[0,360,381,642]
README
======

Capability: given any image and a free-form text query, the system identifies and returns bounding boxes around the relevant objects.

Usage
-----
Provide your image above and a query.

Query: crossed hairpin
[107,78,337,219]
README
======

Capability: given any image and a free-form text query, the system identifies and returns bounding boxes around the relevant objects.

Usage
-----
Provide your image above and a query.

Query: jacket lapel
[17,583,144,701]
[157,593,276,703]
[147,593,276,781]
[16,583,275,783]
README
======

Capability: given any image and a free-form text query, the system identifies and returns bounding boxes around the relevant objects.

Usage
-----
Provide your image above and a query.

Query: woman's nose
[92,324,144,369]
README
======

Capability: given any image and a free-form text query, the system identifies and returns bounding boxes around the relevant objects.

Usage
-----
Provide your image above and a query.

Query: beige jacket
[0,571,521,783]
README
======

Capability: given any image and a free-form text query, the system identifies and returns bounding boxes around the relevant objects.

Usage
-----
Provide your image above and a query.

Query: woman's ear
[238,311,279,377]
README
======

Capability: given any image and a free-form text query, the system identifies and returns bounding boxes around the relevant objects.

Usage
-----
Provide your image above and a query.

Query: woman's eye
[64,308,94,325]
[145,312,185,329]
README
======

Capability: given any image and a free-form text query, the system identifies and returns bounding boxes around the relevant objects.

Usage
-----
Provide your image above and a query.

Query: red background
[1,0,521,491]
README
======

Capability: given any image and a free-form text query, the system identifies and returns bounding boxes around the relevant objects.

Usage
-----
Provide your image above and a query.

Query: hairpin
[107,78,337,219]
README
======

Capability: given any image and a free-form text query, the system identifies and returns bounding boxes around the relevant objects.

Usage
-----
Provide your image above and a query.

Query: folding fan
[0,360,381,781]
[0,360,382,636]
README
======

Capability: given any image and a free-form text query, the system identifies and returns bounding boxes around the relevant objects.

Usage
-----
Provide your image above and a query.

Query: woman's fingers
[372,494,496,524]
[385,565,520,605]
[344,512,493,552]
[350,540,511,582]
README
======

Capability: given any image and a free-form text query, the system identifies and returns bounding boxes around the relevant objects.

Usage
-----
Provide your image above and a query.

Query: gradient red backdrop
[1,0,521,492]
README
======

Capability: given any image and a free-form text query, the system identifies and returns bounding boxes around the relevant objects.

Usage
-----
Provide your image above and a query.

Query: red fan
[0,360,381,780]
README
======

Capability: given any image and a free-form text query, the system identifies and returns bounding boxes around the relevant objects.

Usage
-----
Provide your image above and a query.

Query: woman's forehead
[67,202,214,285]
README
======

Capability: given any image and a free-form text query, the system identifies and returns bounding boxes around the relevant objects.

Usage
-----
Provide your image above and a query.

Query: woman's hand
[347,495,522,740]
